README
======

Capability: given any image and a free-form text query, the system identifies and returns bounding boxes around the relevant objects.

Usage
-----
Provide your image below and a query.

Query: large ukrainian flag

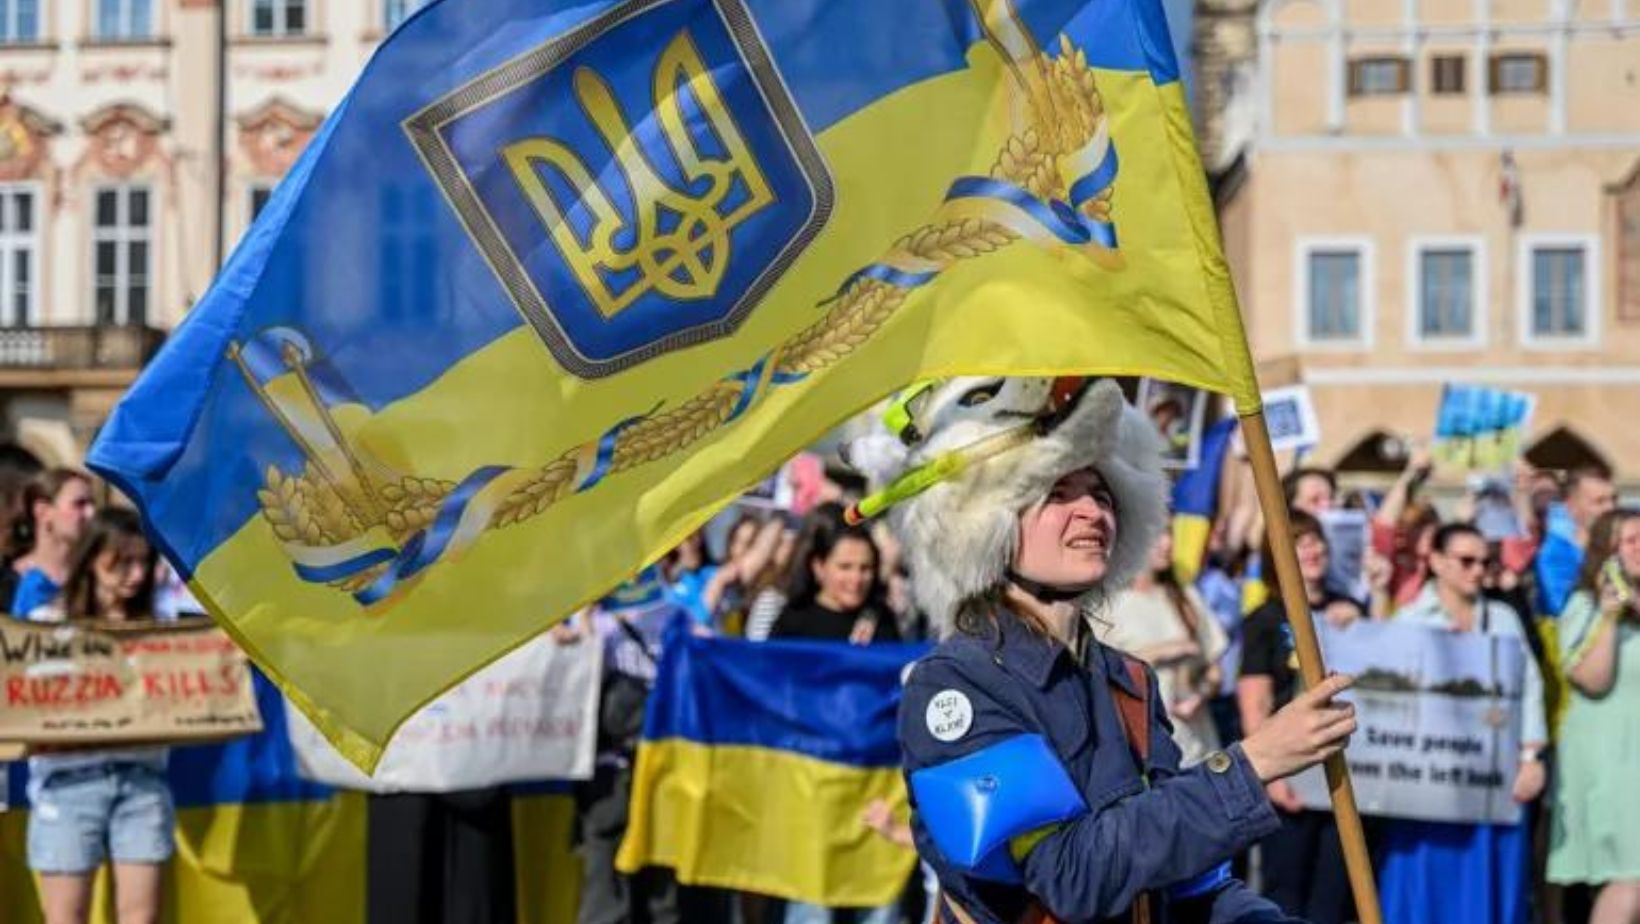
[616,630,927,906]
[90,0,1261,767]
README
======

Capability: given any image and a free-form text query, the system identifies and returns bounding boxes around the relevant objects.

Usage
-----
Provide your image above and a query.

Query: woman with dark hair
[1098,520,1228,766]
[697,511,775,636]
[769,503,899,645]
[24,507,171,924]
[1550,508,1640,923]
[1237,509,1365,924]
[847,376,1351,923]
[11,468,97,616]
[769,504,904,924]
[0,458,43,607]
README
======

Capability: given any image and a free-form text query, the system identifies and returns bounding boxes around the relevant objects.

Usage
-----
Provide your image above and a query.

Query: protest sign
[0,616,262,747]
[1432,384,1536,473]
[1261,385,1320,454]
[288,633,600,792]
[1291,620,1526,825]
[1138,378,1208,470]
[1320,509,1370,599]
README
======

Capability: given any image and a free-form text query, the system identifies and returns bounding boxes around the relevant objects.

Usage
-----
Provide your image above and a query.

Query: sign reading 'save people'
[1290,621,1527,826]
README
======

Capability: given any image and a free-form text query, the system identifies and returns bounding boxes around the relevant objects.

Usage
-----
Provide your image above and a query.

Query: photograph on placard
[1137,377,1208,470]
[1261,385,1321,454]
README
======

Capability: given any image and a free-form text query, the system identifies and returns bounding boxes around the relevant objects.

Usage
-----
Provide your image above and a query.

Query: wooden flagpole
[1240,410,1384,924]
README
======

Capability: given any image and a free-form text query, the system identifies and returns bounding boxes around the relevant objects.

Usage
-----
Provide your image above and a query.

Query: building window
[250,0,306,37]
[92,186,151,327]
[385,0,430,31]
[1417,248,1475,340]
[1348,57,1410,96]
[1490,53,1546,94]
[248,183,273,222]
[1430,54,1466,94]
[0,186,38,326]
[1306,248,1364,342]
[0,0,41,43]
[95,0,153,39]
[1529,246,1586,339]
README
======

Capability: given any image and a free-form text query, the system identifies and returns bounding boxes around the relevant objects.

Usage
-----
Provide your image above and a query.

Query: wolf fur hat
[846,377,1168,632]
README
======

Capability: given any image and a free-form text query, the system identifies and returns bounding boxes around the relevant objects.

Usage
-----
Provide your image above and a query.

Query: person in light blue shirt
[1534,470,1616,619]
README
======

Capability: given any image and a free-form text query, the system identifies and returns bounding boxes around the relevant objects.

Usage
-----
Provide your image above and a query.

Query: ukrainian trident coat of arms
[239,0,1125,608]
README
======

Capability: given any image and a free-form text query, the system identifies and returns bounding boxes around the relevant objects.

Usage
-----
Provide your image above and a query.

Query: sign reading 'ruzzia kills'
[0,617,262,748]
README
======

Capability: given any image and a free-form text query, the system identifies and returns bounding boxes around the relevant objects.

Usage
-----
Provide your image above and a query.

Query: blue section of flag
[642,625,928,768]
[1434,384,1533,439]
[1172,416,1234,516]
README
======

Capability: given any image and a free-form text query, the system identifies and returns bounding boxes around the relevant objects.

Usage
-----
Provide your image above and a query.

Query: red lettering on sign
[5,676,22,705]
[141,668,235,701]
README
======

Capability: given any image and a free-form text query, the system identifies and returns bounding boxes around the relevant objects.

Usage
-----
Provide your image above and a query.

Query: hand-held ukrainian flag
[89,0,1260,769]
[616,629,927,906]
[1171,416,1236,582]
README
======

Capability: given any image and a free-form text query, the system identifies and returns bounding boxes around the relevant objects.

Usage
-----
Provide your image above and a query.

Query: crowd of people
[572,430,1639,924]
[3,405,1638,924]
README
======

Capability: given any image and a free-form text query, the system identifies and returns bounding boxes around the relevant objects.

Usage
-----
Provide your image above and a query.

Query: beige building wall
[1222,0,1640,484]
[0,0,419,458]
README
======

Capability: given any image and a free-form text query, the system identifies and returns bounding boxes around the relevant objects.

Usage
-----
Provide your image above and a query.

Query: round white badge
[925,689,974,742]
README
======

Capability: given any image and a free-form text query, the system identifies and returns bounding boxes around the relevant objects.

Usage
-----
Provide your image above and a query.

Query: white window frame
[90,183,154,327]
[1406,235,1486,351]
[248,0,306,37]
[1295,236,1375,351]
[384,0,429,32]
[0,0,41,43]
[93,0,154,40]
[0,182,41,327]
[1517,232,1600,350]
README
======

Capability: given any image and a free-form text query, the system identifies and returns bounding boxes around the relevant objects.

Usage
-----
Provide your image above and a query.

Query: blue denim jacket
[899,605,1300,924]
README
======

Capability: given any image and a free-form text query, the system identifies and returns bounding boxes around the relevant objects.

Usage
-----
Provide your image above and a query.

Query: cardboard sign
[0,616,262,748]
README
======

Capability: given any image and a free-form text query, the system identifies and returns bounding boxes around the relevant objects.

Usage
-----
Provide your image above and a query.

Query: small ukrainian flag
[617,627,927,907]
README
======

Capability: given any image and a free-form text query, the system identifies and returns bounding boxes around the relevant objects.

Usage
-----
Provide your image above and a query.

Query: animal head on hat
[845,376,1168,633]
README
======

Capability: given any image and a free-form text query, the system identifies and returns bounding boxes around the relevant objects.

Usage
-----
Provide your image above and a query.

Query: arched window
[1524,426,1610,476]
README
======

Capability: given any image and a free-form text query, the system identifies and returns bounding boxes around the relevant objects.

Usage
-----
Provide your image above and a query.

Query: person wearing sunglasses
[1378,522,1548,924]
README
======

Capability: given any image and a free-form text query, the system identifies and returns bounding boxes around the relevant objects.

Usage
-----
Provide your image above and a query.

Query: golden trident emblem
[501,31,775,318]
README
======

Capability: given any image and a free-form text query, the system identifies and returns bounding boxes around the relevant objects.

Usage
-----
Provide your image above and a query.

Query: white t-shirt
[1097,584,1229,767]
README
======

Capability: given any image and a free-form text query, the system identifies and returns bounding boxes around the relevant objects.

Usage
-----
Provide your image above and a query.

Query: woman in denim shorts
[26,508,173,924]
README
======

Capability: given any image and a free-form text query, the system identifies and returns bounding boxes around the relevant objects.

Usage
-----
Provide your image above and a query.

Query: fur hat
[846,377,1168,632]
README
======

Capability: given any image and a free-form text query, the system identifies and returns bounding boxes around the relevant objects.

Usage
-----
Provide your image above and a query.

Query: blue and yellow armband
[909,734,1087,883]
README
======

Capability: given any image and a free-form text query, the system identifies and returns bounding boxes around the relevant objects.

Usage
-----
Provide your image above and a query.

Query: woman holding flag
[846,377,1355,924]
